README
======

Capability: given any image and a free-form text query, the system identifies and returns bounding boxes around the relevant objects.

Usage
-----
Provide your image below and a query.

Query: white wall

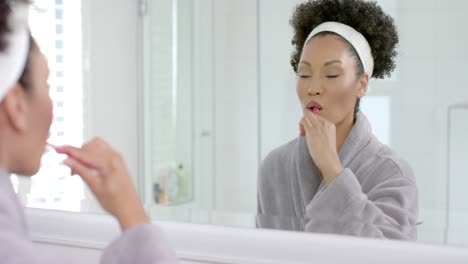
[79,0,141,213]
[381,0,468,245]
[258,0,304,158]
[84,0,139,175]
[447,107,468,245]
[213,0,258,213]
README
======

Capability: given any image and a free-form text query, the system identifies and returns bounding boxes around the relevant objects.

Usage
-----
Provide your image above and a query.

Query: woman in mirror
[0,0,177,262]
[257,0,419,240]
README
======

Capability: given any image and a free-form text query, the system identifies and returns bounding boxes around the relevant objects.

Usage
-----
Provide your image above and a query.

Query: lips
[306,101,323,114]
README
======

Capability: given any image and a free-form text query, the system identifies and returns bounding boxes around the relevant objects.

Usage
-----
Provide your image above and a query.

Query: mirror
[142,0,468,248]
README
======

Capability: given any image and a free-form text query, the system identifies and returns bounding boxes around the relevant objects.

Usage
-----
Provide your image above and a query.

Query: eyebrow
[299,61,312,67]
[324,60,342,66]
[299,60,343,67]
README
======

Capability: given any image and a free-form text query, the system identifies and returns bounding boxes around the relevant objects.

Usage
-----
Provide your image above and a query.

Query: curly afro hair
[1,0,31,50]
[290,0,398,79]
[0,0,13,51]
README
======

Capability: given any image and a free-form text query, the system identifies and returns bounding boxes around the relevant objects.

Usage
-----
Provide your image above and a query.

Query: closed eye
[297,74,311,79]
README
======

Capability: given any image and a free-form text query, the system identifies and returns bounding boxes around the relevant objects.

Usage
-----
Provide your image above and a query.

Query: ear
[357,73,369,99]
[1,84,30,132]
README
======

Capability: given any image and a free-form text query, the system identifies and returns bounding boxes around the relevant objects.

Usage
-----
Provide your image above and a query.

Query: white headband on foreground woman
[0,2,29,101]
[305,21,374,78]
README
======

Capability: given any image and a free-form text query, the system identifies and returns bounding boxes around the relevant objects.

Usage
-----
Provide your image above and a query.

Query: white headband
[0,2,29,102]
[304,21,374,78]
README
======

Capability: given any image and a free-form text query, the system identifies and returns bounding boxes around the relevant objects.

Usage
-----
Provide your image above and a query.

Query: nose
[306,79,323,96]
[308,89,321,96]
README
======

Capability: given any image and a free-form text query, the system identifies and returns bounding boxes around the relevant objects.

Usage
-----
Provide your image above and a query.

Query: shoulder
[362,138,416,185]
[261,137,299,170]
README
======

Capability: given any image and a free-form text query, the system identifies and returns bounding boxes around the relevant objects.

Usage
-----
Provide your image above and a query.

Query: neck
[335,111,356,153]
[0,118,18,172]
[0,137,13,171]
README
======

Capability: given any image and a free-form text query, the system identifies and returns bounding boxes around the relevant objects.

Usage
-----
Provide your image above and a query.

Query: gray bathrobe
[0,169,178,264]
[257,111,419,240]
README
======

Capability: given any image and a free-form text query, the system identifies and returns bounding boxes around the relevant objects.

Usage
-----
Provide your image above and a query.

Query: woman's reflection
[257,0,419,240]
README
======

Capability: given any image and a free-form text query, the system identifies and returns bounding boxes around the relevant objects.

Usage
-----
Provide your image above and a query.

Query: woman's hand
[60,138,149,231]
[300,111,344,185]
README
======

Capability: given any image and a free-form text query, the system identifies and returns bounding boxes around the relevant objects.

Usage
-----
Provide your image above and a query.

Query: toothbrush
[47,142,72,156]
[47,142,98,170]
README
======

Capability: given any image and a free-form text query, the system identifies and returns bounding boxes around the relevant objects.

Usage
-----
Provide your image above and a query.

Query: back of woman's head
[0,0,51,177]
[0,0,14,51]
[0,0,37,93]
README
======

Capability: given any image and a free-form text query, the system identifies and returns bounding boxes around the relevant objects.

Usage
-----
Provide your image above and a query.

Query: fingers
[300,116,313,135]
[301,110,337,137]
[58,138,112,172]
[64,157,102,195]
[59,146,101,170]
[60,137,143,230]
[303,111,333,127]
[303,110,321,123]
[299,122,306,137]
[303,115,314,127]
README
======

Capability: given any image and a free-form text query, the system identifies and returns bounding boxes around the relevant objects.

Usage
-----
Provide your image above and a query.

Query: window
[11,0,85,212]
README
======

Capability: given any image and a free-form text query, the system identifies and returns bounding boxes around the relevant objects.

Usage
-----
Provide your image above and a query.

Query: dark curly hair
[0,0,12,51]
[0,0,35,92]
[290,0,398,79]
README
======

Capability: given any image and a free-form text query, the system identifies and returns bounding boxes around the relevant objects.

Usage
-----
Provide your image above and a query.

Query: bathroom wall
[213,0,259,214]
